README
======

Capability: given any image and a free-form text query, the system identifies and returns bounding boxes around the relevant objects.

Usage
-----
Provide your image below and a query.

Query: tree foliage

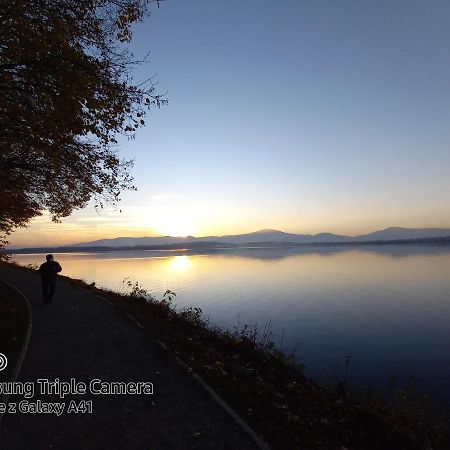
[0,0,166,254]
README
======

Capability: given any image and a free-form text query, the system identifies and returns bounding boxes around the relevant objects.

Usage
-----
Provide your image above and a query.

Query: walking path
[0,265,259,450]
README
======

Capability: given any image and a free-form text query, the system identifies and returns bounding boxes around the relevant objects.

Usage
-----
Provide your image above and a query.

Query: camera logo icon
[0,353,8,371]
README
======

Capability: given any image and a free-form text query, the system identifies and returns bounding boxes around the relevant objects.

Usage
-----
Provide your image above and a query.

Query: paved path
[0,265,258,450]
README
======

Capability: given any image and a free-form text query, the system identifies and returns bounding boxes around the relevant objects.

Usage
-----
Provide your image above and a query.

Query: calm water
[13,245,450,408]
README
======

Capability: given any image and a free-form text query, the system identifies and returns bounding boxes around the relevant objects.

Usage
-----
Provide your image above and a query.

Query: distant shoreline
[7,235,450,254]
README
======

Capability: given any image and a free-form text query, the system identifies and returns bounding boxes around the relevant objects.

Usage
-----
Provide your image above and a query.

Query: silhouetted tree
[0,0,166,256]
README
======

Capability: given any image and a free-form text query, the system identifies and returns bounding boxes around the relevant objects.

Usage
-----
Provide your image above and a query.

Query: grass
[2,261,449,449]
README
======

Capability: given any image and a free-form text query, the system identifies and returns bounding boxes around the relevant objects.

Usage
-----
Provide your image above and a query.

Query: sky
[10,0,450,247]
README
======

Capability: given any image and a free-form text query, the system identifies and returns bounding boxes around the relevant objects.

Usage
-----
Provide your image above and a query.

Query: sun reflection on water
[171,255,190,272]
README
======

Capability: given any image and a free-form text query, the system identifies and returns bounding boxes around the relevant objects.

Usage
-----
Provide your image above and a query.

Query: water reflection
[12,245,450,407]
[171,255,191,272]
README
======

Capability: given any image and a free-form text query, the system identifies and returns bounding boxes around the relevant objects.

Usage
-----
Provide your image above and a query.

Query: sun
[153,213,197,237]
[158,223,195,237]
[146,205,199,238]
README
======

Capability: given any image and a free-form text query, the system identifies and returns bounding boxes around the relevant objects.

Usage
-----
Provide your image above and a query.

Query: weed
[179,306,203,324]
[335,354,352,398]
[233,322,257,343]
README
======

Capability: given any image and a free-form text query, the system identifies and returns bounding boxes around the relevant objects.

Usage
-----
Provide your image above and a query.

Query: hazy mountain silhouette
[354,227,450,241]
[71,227,450,248]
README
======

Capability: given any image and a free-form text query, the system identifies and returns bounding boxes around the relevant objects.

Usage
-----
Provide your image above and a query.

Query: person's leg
[42,279,49,302]
[47,280,56,302]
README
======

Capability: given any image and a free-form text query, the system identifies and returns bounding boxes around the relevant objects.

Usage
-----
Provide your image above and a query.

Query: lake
[12,244,450,408]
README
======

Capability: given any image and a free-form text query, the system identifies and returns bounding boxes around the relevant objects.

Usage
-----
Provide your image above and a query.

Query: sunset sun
[156,219,196,238]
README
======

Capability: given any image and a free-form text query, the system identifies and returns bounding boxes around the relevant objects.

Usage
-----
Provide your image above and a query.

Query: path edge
[95,293,271,450]
[161,339,272,450]
[0,279,33,420]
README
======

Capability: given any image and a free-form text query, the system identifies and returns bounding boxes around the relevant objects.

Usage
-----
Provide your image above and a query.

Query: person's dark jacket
[38,261,62,279]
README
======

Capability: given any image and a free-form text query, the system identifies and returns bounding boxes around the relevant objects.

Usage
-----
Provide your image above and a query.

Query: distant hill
[195,230,351,245]
[69,229,352,248]
[8,227,450,254]
[69,227,450,249]
[73,236,195,248]
[355,227,450,241]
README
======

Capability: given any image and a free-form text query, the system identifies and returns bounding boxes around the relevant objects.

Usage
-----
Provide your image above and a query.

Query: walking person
[38,254,62,303]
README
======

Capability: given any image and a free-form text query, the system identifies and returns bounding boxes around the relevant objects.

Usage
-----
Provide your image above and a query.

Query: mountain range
[70,227,450,249]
